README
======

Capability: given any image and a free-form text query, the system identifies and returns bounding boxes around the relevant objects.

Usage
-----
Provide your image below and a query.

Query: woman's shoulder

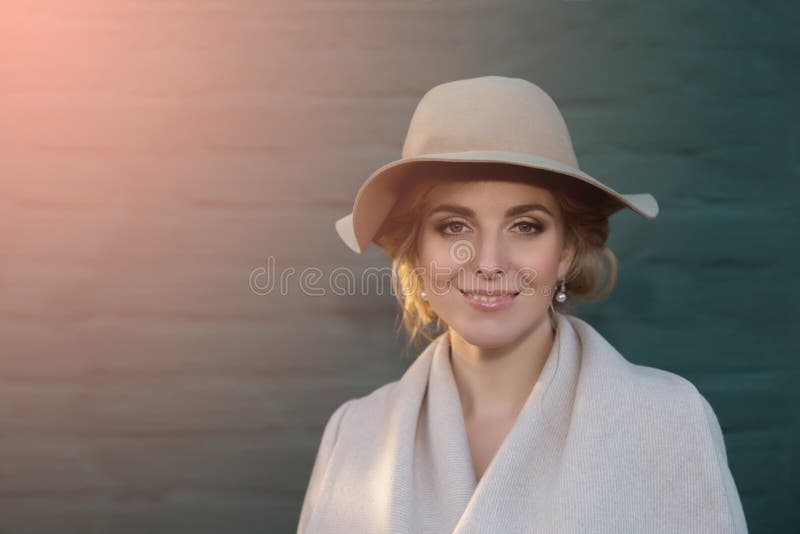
[335,379,400,422]
[598,343,720,429]
[318,378,403,443]
[567,313,718,425]
[594,354,730,467]
[565,315,724,451]
[624,358,706,403]
[570,345,747,531]
[322,337,440,434]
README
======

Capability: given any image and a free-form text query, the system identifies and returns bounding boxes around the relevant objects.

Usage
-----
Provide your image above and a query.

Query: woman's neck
[448,314,556,422]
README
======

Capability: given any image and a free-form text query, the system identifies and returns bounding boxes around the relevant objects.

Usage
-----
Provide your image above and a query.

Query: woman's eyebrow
[429,203,553,218]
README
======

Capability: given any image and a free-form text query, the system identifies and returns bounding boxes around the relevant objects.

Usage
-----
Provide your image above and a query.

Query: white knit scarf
[298,311,748,533]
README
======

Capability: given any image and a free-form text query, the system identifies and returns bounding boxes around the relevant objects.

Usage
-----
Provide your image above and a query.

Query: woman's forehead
[425,179,558,211]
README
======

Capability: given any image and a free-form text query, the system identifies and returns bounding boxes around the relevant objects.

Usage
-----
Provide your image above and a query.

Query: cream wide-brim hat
[335,75,659,255]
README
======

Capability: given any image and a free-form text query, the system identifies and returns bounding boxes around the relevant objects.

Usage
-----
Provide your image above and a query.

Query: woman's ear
[558,241,576,280]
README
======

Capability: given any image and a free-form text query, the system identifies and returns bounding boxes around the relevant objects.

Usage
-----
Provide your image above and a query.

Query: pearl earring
[420,290,428,300]
[555,279,567,303]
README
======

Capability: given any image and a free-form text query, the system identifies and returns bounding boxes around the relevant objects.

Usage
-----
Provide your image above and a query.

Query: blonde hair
[375,162,620,354]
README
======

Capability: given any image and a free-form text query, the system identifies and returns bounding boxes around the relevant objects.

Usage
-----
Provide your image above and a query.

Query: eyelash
[436,220,544,236]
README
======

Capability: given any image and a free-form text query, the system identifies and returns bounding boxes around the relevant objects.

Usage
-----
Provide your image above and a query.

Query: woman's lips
[458,288,520,311]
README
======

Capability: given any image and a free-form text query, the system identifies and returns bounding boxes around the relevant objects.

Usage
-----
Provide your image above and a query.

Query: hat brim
[336,150,659,254]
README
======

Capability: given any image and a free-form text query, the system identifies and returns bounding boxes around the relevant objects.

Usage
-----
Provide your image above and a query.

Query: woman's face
[415,179,574,349]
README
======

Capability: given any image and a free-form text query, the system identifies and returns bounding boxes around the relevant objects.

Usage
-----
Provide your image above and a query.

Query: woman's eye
[437,221,541,235]
[438,221,468,234]
[513,221,542,234]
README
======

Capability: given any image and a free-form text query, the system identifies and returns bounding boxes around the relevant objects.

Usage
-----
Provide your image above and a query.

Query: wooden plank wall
[1,1,796,532]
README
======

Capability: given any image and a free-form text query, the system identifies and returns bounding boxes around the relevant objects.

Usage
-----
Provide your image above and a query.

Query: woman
[298,76,748,533]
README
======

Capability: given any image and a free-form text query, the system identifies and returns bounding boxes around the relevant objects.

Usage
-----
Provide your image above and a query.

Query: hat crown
[401,75,579,169]
[334,75,659,255]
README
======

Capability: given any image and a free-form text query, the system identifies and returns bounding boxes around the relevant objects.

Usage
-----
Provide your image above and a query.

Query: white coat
[298,312,748,533]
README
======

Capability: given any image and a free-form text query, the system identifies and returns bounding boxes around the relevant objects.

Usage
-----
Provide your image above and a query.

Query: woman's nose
[472,235,508,277]
[476,264,504,278]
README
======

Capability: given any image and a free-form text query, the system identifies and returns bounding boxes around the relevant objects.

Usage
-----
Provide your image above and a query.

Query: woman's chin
[449,324,523,350]
[447,310,551,350]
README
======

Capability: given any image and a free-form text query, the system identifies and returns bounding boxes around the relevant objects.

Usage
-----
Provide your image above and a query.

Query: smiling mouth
[457,288,521,302]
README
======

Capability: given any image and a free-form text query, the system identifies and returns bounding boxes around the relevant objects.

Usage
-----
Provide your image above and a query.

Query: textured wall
[1,1,796,532]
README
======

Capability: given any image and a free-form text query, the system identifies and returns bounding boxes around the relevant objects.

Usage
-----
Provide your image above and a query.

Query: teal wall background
[1,1,796,532]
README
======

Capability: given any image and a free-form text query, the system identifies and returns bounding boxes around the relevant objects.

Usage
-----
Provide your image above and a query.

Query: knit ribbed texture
[297,312,748,533]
